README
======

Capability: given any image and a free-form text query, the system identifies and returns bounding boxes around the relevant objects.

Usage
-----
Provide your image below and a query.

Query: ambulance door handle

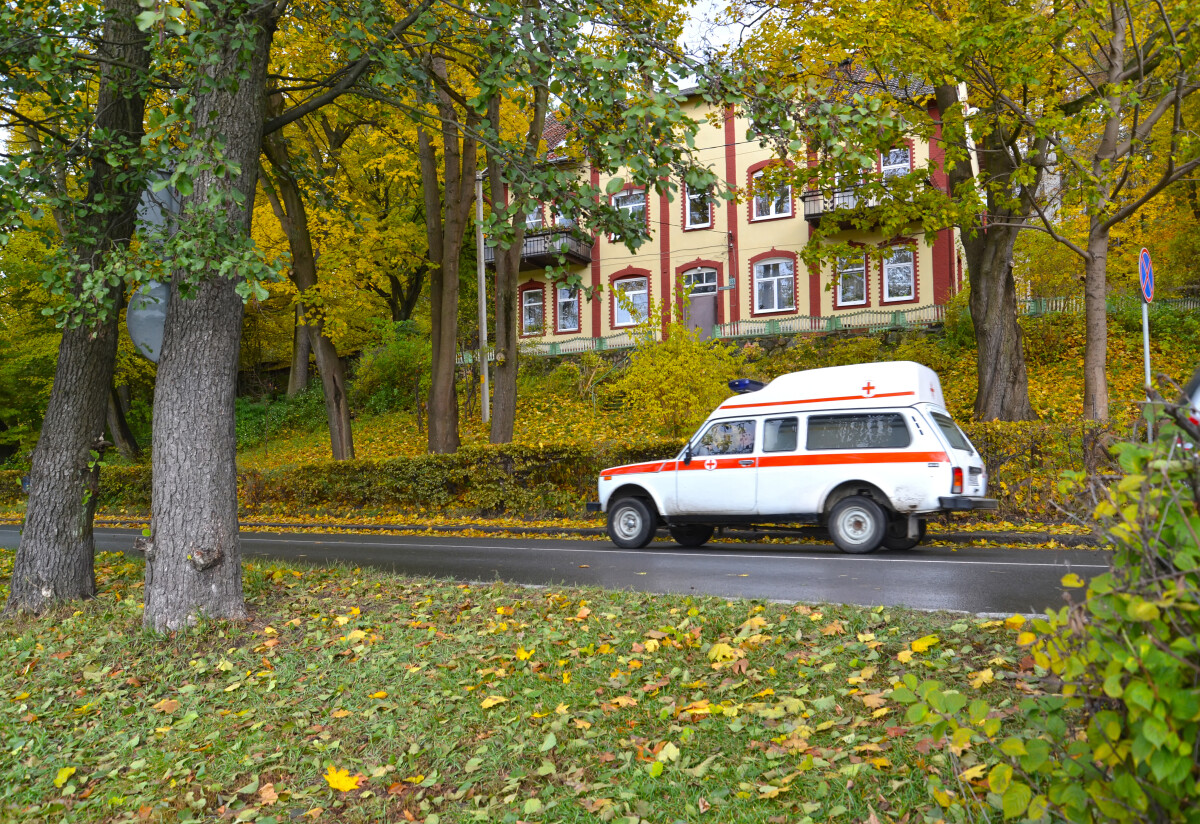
[738,459,754,467]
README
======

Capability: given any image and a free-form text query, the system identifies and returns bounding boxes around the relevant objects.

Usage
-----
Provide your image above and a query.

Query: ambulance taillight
[951,467,964,494]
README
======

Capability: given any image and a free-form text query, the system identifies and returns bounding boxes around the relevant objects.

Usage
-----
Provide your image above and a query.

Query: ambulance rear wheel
[669,525,714,548]
[608,497,656,549]
[828,496,886,554]
[882,517,927,550]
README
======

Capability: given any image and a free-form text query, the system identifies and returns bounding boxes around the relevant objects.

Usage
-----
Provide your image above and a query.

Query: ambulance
[592,361,996,553]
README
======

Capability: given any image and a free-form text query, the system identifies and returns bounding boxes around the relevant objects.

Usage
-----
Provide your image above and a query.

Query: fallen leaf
[152,698,180,714]
[481,695,508,709]
[259,783,278,805]
[911,635,940,653]
[53,767,76,788]
[969,669,995,689]
[323,765,364,792]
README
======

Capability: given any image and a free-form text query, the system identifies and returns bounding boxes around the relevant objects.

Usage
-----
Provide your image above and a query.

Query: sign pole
[1138,247,1154,442]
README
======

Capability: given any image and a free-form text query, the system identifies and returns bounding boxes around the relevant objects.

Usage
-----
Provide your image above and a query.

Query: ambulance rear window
[930,411,974,454]
[806,413,911,450]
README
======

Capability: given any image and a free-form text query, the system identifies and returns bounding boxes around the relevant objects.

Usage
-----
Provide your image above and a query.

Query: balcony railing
[801,188,880,221]
[483,229,592,271]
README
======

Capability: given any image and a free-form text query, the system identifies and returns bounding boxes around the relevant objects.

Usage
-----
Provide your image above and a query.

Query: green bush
[351,320,431,415]
[235,385,329,451]
[0,470,23,504]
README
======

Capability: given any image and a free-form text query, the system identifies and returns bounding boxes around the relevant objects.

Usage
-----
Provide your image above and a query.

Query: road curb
[51,518,1102,548]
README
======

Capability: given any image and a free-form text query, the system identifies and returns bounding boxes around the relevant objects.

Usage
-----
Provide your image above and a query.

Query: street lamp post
[475,171,490,424]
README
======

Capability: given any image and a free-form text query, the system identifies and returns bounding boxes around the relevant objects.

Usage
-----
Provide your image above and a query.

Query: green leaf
[539,732,557,752]
[1001,780,1032,819]
[988,763,1013,795]
[604,177,626,195]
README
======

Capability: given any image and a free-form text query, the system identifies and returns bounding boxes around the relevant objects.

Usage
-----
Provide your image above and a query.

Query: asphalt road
[0,524,1109,615]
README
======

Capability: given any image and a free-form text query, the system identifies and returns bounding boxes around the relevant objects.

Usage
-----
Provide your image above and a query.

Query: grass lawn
[0,548,1042,823]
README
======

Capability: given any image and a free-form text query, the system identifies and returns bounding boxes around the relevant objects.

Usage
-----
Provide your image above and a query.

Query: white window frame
[612,276,648,327]
[524,205,544,231]
[552,205,575,228]
[521,287,545,335]
[882,247,915,302]
[682,267,718,295]
[610,188,646,240]
[836,257,867,307]
[752,258,795,313]
[751,170,791,221]
[881,146,911,179]
[556,285,579,332]
[685,185,711,229]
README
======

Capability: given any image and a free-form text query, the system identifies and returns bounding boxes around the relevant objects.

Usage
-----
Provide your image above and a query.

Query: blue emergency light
[728,378,764,394]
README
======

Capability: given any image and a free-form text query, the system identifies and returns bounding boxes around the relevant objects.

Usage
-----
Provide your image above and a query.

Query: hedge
[0,422,1120,520]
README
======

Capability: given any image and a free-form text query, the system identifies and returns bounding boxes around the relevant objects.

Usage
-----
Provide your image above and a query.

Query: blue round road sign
[1139,247,1154,303]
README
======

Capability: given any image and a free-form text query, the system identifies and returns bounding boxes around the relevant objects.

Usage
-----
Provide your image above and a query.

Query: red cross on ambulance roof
[862,382,874,396]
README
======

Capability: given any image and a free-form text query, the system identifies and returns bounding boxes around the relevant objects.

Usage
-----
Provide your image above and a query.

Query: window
[682,267,717,295]
[753,258,795,313]
[881,147,911,179]
[685,185,711,229]
[521,288,544,335]
[836,256,866,306]
[611,189,646,239]
[524,206,544,231]
[883,247,914,302]
[552,205,575,228]
[763,417,798,453]
[931,411,975,454]
[751,171,791,220]
[612,276,648,327]
[807,413,911,450]
[693,419,756,456]
[556,286,579,333]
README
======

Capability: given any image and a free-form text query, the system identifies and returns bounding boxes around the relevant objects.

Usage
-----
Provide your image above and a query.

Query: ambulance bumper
[586,501,603,514]
[939,496,999,511]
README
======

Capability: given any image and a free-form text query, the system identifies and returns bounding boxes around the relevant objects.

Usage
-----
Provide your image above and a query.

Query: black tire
[828,496,886,554]
[607,497,656,549]
[882,517,927,551]
[669,524,714,548]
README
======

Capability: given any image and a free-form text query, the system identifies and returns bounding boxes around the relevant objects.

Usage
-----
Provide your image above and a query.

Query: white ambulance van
[593,361,996,553]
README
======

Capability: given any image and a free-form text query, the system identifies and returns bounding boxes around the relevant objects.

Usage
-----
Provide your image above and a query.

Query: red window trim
[747,249,799,317]
[682,183,714,231]
[745,159,796,223]
[518,282,546,338]
[609,267,652,329]
[879,237,921,306]
[833,245,871,310]
[674,259,725,326]
[552,282,582,334]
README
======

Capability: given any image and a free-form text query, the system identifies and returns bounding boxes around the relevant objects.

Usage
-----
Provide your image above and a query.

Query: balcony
[801,188,880,223]
[483,229,592,271]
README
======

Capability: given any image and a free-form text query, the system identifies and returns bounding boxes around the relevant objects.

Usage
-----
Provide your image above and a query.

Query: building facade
[494,99,963,351]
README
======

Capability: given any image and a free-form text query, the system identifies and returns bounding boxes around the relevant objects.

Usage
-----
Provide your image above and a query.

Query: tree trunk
[262,117,354,459]
[1082,225,1111,420]
[934,84,1037,421]
[5,0,149,614]
[107,386,141,461]
[144,1,278,632]
[418,54,479,454]
[287,304,310,396]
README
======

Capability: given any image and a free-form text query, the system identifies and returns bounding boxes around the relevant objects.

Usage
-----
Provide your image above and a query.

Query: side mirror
[683,444,693,466]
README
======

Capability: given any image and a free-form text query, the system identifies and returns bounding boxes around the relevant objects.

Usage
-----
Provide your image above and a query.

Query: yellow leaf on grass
[516,646,535,660]
[1004,615,1025,630]
[610,695,638,708]
[896,650,914,663]
[53,767,76,788]
[152,698,180,714]
[860,693,887,709]
[969,669,995,689]
[332,709,352,718]
[707,643,738,663]
[821,620,845,636]
[958,764,987,782]
[370,691,388,699]
[1017,632,1037,646]
[481,695,508,709]
[324,766,363,792]
[911,635,940,653]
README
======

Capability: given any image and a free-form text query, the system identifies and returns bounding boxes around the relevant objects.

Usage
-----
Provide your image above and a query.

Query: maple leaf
[896,650,914,663]
[707,643,737,662]
[860,692,887,709]
[911,635,940,653]
[969,668,995,689]
[323,765,364,792]
[152,698,180,714]
[821,620,845,636]
[259,783,279,805]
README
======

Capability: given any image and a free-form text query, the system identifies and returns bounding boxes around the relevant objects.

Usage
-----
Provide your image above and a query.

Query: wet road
[0,525,1108,615]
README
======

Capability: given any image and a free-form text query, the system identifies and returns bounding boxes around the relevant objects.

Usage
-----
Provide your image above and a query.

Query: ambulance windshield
[931,411,975,454]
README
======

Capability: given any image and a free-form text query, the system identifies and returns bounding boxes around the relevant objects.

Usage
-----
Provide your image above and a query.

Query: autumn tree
[0,0,153,613]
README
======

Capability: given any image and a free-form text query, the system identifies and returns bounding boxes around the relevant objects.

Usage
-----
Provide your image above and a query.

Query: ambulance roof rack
[728,378,765,394]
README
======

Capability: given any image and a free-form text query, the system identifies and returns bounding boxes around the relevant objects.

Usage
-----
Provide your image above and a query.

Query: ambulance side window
[806,413,911,450]
[762,417,798,452]
[694,420,756,456]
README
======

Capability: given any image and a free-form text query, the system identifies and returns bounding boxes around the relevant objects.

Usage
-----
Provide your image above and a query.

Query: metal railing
[458,295,1199,363]
[482,229,592,266]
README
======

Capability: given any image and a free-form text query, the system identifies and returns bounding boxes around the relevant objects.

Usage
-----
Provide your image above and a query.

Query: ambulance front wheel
[608,497,656,549]
[669,524,714,548]
[828,496,886,554]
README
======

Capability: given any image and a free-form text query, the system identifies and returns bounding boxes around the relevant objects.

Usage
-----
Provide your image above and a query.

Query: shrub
[235,385,329,451]
[0,470,22,504]
[352,320,431,415]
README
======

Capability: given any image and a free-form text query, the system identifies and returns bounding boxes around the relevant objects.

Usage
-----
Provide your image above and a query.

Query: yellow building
[495,99,962,352]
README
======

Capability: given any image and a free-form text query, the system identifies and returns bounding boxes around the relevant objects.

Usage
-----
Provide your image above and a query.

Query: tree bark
[5,0,149,614]
[287,304,311,396]
[144,0,279,632]
[107,386,141,461]
[418,54,479,454]
[262,116,355,459]
[934,84,1037,421]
